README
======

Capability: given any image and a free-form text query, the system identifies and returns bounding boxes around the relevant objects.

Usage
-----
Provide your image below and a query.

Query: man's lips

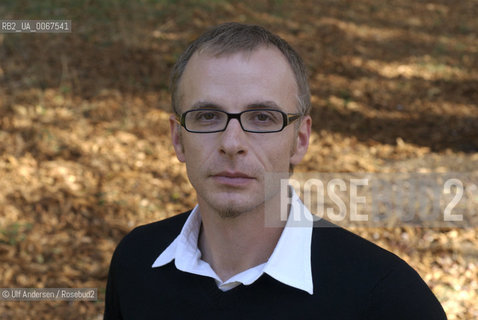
[212,171,254,179]
[211,171,255,186]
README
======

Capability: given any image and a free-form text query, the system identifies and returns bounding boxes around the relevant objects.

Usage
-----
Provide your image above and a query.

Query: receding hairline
[175,44,300,113]
[170,22,311,116]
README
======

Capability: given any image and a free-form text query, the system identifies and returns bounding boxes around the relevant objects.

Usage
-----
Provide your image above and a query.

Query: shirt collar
[264,189,314,294]
[152,187,314,294]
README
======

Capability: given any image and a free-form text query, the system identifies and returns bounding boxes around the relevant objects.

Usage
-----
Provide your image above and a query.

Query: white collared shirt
[152,189,314,294]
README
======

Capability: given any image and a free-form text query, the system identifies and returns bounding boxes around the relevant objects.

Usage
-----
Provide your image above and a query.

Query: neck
[198,196,287,282]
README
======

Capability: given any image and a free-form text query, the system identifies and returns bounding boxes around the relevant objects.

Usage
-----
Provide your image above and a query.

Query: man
[104,22,446,319]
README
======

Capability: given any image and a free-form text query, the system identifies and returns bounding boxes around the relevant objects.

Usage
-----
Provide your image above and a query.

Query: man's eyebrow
[245,101,281,110]
[189,100,282,111]
[190,101,222,110]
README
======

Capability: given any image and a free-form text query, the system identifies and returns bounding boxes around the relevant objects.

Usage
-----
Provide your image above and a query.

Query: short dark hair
[170,22,310,115]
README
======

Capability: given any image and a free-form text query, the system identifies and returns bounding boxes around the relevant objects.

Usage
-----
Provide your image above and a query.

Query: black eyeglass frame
[176,108,302,133]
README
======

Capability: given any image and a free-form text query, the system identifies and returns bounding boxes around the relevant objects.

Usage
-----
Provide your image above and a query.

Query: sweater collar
[152,187,314,295]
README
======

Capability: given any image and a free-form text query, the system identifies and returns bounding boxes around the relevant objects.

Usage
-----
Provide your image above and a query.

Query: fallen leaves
[1,0,477,319]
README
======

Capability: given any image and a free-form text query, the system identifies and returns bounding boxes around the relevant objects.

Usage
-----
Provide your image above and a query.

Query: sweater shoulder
[311,218,410,289]
[126,211,191,243]
[112,211,191,267]
[310,219,446,319]
[312,218,401,265]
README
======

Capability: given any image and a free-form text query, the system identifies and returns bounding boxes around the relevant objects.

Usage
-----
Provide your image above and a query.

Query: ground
[0,0,477,319]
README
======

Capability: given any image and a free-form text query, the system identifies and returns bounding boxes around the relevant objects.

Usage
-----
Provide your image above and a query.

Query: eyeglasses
[176,109,302,133]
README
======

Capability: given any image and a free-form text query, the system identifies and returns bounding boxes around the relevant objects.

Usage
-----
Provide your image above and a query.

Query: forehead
[177,46,298,113]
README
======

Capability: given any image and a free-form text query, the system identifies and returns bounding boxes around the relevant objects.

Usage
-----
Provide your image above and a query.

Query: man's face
[170,46,311,218]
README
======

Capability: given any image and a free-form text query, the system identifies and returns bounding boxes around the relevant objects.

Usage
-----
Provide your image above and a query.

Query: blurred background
[0,0,477,319]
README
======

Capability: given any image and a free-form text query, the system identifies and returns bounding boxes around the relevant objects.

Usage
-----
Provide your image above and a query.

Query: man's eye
[196,112,218,121]
[248,111,280,124]
[256,113,271,121]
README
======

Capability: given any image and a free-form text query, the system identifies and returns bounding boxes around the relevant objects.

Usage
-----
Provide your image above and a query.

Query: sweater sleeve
[364,260,447,320]
[103,239,124,320]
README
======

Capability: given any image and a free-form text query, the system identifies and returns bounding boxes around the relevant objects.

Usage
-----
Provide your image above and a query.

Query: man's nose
[218,118,247,156]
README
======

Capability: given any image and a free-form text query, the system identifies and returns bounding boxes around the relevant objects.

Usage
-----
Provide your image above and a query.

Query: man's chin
[216,207,244,219]
[211,198,264,219]
[196,186,266,218]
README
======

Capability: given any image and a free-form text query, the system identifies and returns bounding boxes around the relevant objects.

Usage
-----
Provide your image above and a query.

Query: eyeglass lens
[184,110,285,132]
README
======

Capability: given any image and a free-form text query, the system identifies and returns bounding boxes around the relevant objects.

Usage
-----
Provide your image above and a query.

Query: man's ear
[170,115,186,163]
[290,115,311,166]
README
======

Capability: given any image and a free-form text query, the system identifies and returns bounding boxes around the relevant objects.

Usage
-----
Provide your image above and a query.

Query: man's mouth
[211,171,255,186]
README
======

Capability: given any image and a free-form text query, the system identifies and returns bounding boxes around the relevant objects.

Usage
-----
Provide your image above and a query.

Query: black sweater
[104,211,447,319]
